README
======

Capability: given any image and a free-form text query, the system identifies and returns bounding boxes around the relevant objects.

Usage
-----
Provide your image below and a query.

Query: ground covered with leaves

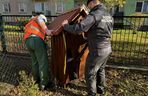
[0,68,148,96]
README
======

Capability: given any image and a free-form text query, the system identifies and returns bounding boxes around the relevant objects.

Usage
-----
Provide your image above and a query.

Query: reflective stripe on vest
[24,16,46,40]
[30,25,44,35]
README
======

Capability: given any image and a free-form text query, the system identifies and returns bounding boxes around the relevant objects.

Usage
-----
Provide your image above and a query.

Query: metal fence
[110,16,148,67]
[0,15,148,85]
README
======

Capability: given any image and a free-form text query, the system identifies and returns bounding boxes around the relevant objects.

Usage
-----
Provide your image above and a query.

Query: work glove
[46,29,53,36]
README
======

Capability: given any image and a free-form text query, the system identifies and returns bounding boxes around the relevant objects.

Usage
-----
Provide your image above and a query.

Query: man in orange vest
[24,14,53,90]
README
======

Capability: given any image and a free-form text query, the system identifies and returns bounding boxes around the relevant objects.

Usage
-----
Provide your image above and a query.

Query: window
[35,2,45,12]
[136,2,143,12]
[143,1,148,12]
[2,3,11,13]
[19,3,27,13]
[55,2,64,14]
[136,1,148,13]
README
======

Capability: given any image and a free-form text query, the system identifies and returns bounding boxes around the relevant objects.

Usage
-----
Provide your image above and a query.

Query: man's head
[87,0,101,9]
[38,14,47,22]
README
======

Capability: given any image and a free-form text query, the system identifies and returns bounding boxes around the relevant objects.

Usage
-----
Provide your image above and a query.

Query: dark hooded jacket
[64,3,114,52]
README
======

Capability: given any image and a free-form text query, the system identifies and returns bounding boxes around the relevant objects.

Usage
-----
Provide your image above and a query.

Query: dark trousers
[85,47,111,95]
[25,36,50,86]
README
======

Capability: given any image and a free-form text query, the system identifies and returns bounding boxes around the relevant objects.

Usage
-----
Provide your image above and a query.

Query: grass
[0,28,148,95]
[0,68,148,96]
[112,30,148,44]
[110,29,148,65]
[105,68,148,96]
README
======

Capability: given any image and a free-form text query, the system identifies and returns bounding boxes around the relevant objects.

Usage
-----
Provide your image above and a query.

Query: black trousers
[85,47,112,95]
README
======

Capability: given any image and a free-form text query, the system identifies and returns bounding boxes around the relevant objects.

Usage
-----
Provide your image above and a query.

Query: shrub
[16,18,29,31]
[8,71,54,96]
[17,71,39,96]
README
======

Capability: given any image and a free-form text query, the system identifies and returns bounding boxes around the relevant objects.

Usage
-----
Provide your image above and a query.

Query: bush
[16,18,29,31]
[17,71,39,96]
[16,18,29,26]
[8,71,55,96]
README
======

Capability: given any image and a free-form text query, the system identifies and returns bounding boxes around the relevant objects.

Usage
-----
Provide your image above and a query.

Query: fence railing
[110,16,148,67]
[0,15,148,84]
[0,15,55,54]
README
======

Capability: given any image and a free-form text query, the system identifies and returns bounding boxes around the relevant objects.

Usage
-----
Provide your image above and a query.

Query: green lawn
[0,68,148,96]
[112,30,148,43]
[110,29,148,66]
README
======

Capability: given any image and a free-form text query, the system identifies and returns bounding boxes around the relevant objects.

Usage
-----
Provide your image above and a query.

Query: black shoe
[2,50,7,54]
[97,86,104,94]
[39,85,46,91]
[39,81,57,91]
[46,82,57,90]
[88,93,96,96]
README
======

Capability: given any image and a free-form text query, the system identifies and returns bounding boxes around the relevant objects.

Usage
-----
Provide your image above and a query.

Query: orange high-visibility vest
[24,16,46,40]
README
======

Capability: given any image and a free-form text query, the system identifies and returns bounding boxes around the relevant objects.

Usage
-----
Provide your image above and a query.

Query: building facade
[124,0,148,16]
[0,0,74,15]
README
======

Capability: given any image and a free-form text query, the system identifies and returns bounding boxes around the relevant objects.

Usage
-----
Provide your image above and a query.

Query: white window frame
[55,2,64,14]
[18,3,27,13]
[2,3,11,13]
[35,2,45,12]
[136,1,148,13]
[142,1,148,13]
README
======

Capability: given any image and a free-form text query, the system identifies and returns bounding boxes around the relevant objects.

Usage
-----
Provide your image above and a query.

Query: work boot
[88,93,97,96]
[97,86,104,95]
[46,81,57,91]
[39,85,46,91]
[39,82,55,91]
[39,83,55,91]
[2,49,7,54]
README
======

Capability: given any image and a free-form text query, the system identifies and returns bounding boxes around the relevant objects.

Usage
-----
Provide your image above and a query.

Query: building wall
[124,0,148,16]
[0,0,74,15]
[0,0,34,15]
[17,0,34,15]
[48,0,74,15]
[0,0,11,15]
[64,0,74,12]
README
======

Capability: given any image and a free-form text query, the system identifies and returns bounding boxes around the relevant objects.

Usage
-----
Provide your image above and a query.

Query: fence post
[0,14,7,53]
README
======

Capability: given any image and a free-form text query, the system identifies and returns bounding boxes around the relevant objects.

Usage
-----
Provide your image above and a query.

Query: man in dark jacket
[62,0,113,95]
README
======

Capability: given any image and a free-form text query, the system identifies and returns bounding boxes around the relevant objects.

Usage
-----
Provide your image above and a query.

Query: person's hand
[62,20,68,26]
[46,29,54,36]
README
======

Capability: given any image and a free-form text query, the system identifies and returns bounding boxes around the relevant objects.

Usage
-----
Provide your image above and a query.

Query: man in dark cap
[62,0,113,95]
